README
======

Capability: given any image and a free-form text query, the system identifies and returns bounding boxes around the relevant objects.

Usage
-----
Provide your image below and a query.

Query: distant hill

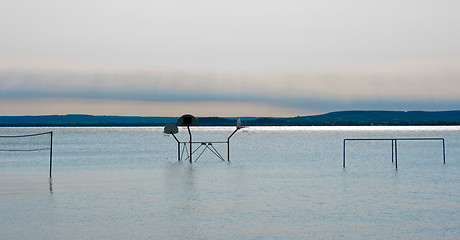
[0,111,459,126]
[0,114,176,127]
[282,110,460,126]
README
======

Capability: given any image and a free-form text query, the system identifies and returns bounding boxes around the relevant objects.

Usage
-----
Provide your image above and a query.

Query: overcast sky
[1,0,459,116]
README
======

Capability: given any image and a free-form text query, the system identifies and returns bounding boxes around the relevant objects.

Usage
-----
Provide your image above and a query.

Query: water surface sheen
[1,126,459,239]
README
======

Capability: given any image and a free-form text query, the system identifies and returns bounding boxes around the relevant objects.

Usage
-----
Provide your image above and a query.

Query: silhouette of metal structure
[164,114,243,163]
[343,137,445,169]
[0,131,53,177]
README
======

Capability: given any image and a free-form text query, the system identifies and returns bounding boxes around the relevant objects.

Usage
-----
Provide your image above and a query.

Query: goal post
[0,131,53,177]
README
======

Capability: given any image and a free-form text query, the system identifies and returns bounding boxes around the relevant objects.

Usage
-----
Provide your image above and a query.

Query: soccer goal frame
[343,137,445,169]
[0,131,53,177]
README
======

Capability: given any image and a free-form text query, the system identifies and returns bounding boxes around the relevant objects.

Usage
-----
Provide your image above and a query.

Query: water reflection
[162,162,201,236]
[164,162,196,191]
[48,177,53,193]
[163,162,199,214]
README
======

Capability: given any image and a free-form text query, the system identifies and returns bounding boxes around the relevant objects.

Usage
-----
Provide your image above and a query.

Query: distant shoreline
[1,110,459,127]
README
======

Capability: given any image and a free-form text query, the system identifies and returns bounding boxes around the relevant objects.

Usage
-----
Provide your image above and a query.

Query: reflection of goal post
[0,131,53,177]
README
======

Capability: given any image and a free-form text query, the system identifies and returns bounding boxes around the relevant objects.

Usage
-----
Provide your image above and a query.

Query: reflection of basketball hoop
[164,114,243,163]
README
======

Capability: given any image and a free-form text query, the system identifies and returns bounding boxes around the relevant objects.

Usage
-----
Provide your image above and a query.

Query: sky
[1,0,459,117]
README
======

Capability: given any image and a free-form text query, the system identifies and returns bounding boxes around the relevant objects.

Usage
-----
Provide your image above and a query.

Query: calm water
[1,126,459,239]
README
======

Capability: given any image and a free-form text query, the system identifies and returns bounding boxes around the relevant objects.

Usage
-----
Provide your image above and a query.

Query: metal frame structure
[171,139,230,162]
[0,131,53,177]
[165,115,242,163]
[343,137,445,169]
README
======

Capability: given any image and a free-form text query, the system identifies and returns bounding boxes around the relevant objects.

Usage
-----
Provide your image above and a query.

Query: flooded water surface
[1,126,459,239]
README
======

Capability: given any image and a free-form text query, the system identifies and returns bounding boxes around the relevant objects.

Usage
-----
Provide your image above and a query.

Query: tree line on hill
[0,111,459,127]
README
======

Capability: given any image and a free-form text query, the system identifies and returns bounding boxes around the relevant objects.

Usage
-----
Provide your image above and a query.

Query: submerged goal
[0,131,53,177]
[343,137,445,169]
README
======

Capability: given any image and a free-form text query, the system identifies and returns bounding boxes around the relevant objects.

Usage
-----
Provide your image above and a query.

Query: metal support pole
[227,128,239,162]
[227,140,230,162]
[343,139,346,168]
[208,144,225,161]
[187,126,192,163]
[194,143,208,162]
[394,139,398,169]
[171,133,180,161]
[442,139,446,164]
[178,142,181,161]
[180,142,188,160]
[391,139,394,163]
[49,131,53,178]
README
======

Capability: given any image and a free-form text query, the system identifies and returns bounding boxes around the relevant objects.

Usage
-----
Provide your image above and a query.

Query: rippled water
[1,126,459,239]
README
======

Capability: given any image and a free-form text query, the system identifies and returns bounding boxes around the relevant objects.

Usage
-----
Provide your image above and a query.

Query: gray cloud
[1,60,459,114]
[2,1,460,116]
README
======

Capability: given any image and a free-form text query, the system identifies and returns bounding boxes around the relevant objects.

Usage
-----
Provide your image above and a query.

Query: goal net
[0,131,53,176]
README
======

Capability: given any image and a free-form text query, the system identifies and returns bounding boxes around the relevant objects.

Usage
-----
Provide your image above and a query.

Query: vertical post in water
[187,126,192,163]
[171,133,181,161]
[343,139,346,168]
[227,140,230,162]
[391,139,394,163]
[227,127,240,162]
[176,114,198,163]
[178,142,181,161]
[394,139,398,169]
[49,131,53,178]
[442,138,446,164]
[164,123,180,161]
